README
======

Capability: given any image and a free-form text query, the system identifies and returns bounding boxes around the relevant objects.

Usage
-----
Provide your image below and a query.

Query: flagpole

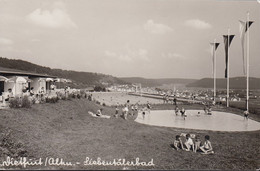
[246,12,250,112]
[214,39,216,104]
[227,28,230,107]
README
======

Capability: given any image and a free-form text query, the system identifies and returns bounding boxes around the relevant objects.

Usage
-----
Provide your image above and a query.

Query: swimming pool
[135,110,260,132]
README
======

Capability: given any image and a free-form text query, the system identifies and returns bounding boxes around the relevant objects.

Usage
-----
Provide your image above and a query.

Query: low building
[0,67,56,98]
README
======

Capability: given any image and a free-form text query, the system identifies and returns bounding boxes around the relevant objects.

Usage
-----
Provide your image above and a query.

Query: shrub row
[9,96,31,108]
[9,90,88,108]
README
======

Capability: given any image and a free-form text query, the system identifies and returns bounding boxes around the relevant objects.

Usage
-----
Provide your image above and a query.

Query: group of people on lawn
[173,133,214,154]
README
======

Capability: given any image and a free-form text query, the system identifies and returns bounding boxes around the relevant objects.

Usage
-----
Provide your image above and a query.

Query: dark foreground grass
[0,98,259,170]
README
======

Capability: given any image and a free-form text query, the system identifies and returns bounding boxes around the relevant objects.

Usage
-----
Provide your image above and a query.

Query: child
[122,105,128,120]
[244,110,249,120]
[114,105,119,118]
[184,134,195,152]
[183,112,187,120]
[131,105,135,116]
[204,105,208,114]
[207,107,212,115]
[194,135,202,153]
[175,106,179,115]
[134,103,138,111]
[142,110,146,120]
[173,135,184,150]
[180,107,187,120]
[147,102,151,114]
[180,107,185,116]
[200,135,214,154]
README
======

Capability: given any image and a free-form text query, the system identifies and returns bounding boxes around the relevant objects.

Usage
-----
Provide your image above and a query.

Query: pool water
[135,110,260,132]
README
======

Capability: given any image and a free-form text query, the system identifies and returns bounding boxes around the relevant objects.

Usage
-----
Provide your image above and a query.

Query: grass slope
[0,99,259,170]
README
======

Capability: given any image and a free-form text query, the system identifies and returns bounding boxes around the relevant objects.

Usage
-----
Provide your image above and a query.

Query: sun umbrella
[46,78,54,82]
[0,76,9,82]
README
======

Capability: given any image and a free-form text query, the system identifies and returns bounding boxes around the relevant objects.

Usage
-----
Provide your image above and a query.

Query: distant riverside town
[0,65,259,109]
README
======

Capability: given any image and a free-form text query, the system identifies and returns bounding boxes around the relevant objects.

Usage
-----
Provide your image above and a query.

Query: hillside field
[0,96,259,170]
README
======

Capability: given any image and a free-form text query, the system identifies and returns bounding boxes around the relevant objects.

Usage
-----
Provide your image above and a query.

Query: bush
[61,94,66,100]
[80,89,86,98]
[9,97,21,108]
[46,96,59,103]
[31,96,36,104]
[68,93,74,100]
[21,95,31,108]
[9,96,32,108]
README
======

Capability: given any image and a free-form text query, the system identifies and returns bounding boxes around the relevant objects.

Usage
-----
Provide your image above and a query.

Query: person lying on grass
[88,108,110,119]
[96,108,103,116]
[184,134,195,152]
[200,135,214,154]
[173,135,184,150]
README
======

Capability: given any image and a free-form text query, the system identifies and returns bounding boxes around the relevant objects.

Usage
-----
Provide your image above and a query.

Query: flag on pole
[210,43,220,75]
[239,20,253,75]
[223,35,235,78]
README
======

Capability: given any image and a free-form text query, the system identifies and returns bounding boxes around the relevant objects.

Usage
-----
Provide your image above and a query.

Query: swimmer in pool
[180,107,185,116]
[180,107,187,120]
[207,107,212,115]
[183,113,187,120]
[244,110,249,120]
[142,111,146,120]
[175,106,179,115]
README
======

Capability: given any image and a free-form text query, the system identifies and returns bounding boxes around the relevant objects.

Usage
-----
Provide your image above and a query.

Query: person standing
[123,100,130,120]
[175,106,179,115]
[173,96,177,106]
[244,110,249,120]
[115,105,119,118]
[147,101,151,114]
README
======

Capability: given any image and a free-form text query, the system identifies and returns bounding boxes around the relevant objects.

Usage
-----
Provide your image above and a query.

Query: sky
[0,0,259,79]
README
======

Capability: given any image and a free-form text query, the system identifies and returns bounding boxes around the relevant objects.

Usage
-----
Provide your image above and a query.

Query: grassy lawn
[0,98,259,170]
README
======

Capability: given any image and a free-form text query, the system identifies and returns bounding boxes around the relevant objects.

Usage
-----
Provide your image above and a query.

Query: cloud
[31,39,41,42]
[26,3,77,29]
[185,19,212,29]
[105,48,149,62]
[0,37,13,45]
[137,49,148,61]
[162,53,184,60]
[144,19,173,34]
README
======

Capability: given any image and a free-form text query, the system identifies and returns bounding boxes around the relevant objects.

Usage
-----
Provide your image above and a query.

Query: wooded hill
[0,57,127,87]
[186,77,260,89]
